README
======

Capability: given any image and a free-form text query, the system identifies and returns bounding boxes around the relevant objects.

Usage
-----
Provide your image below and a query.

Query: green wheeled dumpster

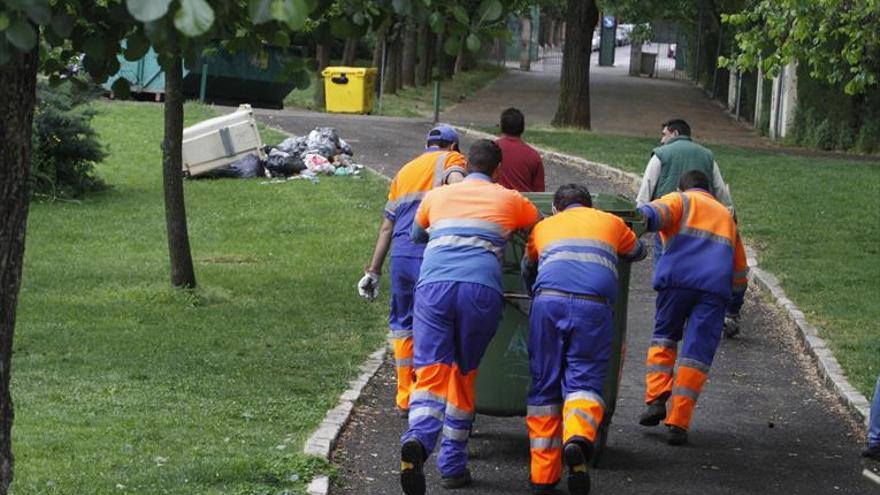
[474,192,645,466]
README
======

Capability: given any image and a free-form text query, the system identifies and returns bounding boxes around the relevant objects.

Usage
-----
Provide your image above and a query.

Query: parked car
[616,24,634,46]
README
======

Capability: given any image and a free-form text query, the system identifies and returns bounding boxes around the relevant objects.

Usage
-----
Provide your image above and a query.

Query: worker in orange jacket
[637,170,749,445]
[398,139,540,495]
[358,125,467,415]
[522,183,646,495]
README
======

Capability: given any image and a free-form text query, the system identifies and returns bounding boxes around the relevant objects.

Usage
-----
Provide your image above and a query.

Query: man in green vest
[636,118,742,337]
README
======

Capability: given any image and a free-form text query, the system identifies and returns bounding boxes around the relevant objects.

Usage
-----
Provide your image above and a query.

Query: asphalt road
[255,109,877,495]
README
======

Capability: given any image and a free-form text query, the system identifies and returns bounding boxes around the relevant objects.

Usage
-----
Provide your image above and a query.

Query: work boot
[563,441,591,495]
[396,407,409,419]
[530,482,558,495]
[440,468,472,489]
[667,426,688,446]
[638,399,667,426]
[400,439,426,495]
[723,313,741,338]
[863,444,880,461]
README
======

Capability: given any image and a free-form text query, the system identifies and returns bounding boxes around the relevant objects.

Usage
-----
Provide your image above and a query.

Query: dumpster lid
[321,66,374,76]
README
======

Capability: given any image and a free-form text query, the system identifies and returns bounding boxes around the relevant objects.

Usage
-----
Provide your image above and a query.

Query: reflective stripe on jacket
[525,206,645,303]
[385,149,467,258]
[639,189,748,299]
[411,173,540,293]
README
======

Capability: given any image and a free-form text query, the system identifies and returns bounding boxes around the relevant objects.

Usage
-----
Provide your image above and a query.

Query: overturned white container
[182,104,265,177]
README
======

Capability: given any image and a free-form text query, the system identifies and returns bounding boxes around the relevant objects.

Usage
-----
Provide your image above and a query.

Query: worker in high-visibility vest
[357,125,466,416]
[398,139,540,495]
[637,170,748,446]
[522,183,646,495]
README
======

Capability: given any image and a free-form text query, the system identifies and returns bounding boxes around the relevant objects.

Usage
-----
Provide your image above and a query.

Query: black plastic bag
[265,152,306,177]
[229,153,264,178]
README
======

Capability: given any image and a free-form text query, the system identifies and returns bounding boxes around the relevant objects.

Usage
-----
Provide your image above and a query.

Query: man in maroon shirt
[495,108,545,192]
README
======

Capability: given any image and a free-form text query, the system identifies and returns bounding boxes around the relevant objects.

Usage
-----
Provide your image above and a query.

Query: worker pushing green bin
[474,192,645,466]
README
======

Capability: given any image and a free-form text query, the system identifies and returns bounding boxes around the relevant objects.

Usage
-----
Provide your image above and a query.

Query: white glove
[357,271,380,301]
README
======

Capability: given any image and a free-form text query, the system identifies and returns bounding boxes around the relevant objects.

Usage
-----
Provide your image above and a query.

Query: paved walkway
[253,106,875,494]
[443,46,766,149]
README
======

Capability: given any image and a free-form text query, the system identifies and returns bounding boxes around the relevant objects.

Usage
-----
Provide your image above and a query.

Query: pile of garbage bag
[200,127,362,180]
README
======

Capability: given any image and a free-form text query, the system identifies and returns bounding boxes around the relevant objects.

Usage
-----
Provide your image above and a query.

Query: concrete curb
[304,346,387,495]
[454,125,871,428]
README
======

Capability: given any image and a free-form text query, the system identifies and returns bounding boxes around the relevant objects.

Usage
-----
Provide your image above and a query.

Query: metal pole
[378,38,387,115]
[198,63,208,102]
[735,70,742,119]
[432,80,441,124]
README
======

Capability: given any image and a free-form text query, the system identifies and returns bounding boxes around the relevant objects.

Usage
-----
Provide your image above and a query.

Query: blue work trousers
[401,281,503,478]
[528,294,612,411]
[653,287,725,366]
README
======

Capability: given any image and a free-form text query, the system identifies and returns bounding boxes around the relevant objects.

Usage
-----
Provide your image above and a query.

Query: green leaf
[82,54,103,77]
[476,0,502,23]
[111,77,131,99]
[50,12,73,38]
[249,0,272,24]
[124,33,150,61]
[5,17,36,51]
[83,36,108,60]
[0,12,10,31]
[24,0,51,25]
[466,33,480,52]
[174,0,215,37]
[452,6,469,25]
[271,0,308,30]
[352,12,365,26]
[392,0,411,16]
[273,31,290,47]
[126,0,173,22]
[329,17,353,38]
[443,36,460,56]
[428,12,445,33]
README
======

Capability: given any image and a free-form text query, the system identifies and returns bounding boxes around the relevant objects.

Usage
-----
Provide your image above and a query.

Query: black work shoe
[723,314,741,338]
[863,444,880,461]
[400,439,426,495]
[530,482,558,495]
[667,426,688,446]
[638,400,667,426]
[396,407,409,418]
[440,468,472,489]
[563,442,591,495]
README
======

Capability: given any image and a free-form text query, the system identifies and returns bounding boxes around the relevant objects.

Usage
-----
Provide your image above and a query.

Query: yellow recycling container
[321,67,377,114]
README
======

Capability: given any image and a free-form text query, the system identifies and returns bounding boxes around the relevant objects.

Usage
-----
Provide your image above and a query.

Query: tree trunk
[341,37,357,66]
[519,16,532,71]
[314,42,331,109]
[162,54,196,288]
[384,22,402,95]
[416,26,437,86]
[0,46,38,495]
[552,0,599,129]
[372,30,384,68]
[401,19,417,87]
[415,21,432,86]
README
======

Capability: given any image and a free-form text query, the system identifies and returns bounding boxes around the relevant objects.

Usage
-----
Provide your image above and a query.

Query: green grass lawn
[513,127,880,400]
[12,101,389,494]
[285,64,506,118]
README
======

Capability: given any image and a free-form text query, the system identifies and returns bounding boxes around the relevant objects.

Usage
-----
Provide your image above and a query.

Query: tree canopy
[722,0,879,95]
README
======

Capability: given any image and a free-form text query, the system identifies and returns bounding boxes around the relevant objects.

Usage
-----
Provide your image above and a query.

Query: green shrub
[812,119,837,150]
[30,81,107,199]
[856,119,880,153]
